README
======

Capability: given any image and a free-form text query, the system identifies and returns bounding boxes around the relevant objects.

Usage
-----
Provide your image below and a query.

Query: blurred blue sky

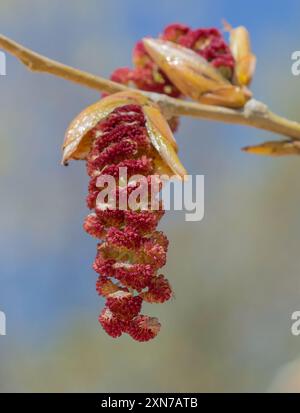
[1,0,300,392]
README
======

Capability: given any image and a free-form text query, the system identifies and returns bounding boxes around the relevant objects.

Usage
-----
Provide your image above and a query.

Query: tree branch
[1,33,300,141]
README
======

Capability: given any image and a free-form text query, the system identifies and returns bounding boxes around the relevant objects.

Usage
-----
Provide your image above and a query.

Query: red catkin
[84,103,172,341]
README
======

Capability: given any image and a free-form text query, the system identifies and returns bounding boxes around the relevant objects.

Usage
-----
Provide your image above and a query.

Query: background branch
[1,33,300,141]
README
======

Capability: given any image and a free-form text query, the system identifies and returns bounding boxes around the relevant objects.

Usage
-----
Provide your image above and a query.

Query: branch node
[244,99,269,118]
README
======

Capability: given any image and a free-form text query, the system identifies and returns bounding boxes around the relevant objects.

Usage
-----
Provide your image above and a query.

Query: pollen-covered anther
[128,315,161,342]
[98,307,125,338]
[106,290,143,320]
[124,210,164,234]
[93,252,115,277]
[83,213,106,239]
[177,27,235,76]
[161,23,190,42]
[113,262,154,291]
[110,67,134,86]
[96,276,121,297]
[95,209,125,227]
[90,139,138,170]
[86,176,101,209]
[106,227,142,250]
[100,157,153,180]
[141,274,172,303]
[150,231,169,250]
[140,236,168,269]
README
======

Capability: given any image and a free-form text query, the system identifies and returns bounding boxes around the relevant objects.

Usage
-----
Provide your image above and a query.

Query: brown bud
[143,37,251,108]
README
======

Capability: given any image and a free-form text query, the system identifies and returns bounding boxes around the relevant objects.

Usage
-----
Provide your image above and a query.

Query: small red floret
[161,23,190,42]
[141,274,172,303]
[96,276,121,297]
[98,307,125,338]
[83,213,105,238]
[106,291,142,320]
[128,315,161,342]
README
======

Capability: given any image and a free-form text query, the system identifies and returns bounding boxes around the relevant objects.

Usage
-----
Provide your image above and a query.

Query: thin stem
[154,94,300,140]
[0,34,127,94]
[1,33,300,141]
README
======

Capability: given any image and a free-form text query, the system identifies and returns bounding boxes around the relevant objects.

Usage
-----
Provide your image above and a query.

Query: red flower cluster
[109,23,235,132]
[111,23,234,94]
[83,103,172,341]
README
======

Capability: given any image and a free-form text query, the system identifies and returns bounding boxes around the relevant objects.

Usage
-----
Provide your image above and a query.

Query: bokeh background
[1,0,300,393]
